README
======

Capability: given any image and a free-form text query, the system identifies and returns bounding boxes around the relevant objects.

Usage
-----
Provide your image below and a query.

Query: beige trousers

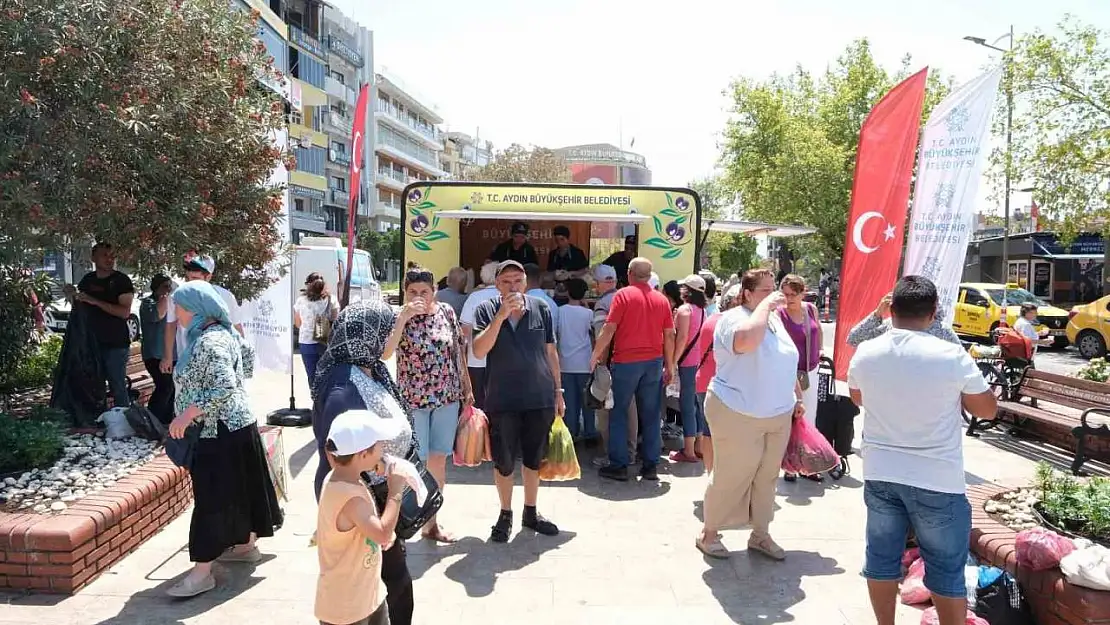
[596,401,638,459]
[702,391,792,538]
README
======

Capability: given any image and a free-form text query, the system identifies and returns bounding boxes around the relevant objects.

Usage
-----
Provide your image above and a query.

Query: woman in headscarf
[165,281,283,598]
[312,298,416,625]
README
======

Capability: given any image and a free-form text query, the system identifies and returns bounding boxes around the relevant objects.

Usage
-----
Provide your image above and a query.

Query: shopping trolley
[814,356,860,480]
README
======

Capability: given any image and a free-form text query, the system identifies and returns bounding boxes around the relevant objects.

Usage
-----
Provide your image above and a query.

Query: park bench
[106,344,155,408]
[975,368,1110,475]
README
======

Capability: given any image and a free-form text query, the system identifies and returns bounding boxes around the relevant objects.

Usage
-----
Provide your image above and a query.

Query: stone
[50,501,67,512]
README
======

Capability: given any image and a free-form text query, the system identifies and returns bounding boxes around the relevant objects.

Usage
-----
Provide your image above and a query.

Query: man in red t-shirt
[590,257,676,481]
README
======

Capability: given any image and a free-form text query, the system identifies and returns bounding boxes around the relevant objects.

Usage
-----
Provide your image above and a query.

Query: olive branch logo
[405,186,449,251]
[642,193,692,260]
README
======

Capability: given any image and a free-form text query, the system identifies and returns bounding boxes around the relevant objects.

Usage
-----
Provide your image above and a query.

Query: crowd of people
[60,236,995,625]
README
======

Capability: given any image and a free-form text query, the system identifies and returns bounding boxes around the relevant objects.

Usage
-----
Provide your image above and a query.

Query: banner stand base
[266,405,312,428]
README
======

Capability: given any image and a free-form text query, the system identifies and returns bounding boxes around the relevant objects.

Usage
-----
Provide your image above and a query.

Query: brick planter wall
[0,456,191,594]
[968,484,1110,625]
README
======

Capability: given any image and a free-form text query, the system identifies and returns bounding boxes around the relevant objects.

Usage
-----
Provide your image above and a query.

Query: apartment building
[371,70,448,232]
[440,131,492,180]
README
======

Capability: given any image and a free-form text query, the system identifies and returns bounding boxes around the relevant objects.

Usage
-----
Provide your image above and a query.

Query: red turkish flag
[833,69,929,380]
[342,83,370,308]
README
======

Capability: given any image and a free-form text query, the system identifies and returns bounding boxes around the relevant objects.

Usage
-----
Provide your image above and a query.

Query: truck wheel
[1076,330,1107,360]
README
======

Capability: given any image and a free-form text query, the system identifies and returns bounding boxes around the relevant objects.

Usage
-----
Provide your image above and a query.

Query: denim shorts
[863,480,971,599]
[411,401,461,459]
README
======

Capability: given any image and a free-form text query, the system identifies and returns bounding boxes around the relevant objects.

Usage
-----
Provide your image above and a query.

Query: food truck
[400,181,703,284]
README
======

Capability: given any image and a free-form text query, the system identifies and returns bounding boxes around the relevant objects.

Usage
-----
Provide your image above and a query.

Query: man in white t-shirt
[159,253,244,373]
[460,261,500,410]
[848,276,997,625]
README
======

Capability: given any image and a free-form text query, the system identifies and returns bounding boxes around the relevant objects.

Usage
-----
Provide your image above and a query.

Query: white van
[293,237,380,305]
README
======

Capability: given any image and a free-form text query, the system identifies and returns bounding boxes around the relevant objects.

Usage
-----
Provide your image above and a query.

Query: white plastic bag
[97,407,135,439]
[1060,540,1110,592]
[382,455,427,506]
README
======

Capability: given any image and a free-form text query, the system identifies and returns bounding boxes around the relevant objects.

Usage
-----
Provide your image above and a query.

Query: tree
[465,143,572,183]
[356,225,401,272]
[996,16,1110,236]
[719,39,951,261]
[0,0,287,299]
[687,176,759,276]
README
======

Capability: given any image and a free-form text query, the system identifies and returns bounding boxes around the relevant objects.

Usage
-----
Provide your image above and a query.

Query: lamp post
[965,25,1014,321]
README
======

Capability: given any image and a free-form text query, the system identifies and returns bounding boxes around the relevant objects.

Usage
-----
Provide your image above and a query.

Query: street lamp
[966,26,1015,320]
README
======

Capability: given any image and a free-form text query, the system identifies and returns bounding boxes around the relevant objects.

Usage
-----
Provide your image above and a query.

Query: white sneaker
[167,573,216,598]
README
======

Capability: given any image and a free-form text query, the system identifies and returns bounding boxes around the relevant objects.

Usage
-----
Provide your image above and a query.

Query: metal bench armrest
[1079,407,1110,430]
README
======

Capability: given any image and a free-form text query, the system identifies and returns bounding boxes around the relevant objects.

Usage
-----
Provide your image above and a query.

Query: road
[819,321,1087,377]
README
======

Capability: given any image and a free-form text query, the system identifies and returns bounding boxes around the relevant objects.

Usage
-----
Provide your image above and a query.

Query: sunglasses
[405,269,434,284]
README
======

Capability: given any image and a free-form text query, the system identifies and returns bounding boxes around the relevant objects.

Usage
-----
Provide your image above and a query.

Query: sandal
[695,535,730,559]
[422,525,458,544]
[669,450,699,464]
[490,513,512,544]
[748,536,786,561]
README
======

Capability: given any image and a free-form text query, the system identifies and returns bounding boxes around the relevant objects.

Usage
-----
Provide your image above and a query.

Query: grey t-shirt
[435,289,468,318]
[474,295,556,413]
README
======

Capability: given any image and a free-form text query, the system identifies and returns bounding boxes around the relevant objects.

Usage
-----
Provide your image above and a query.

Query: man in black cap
[547,225,589,278]
[487,221,539,266]
[601,234,637,286]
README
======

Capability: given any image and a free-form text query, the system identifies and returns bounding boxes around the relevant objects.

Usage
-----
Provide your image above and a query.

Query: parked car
[1066,295,1110,359]
[44,293,145,344]
[954,282,1070,348]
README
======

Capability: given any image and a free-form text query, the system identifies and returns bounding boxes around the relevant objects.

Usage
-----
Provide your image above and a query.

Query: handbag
[366,443,444,540]
[313,299,333,342]
[164,424,199,470]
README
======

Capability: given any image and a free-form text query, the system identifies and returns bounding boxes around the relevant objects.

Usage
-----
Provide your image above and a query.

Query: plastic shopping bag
[1015,527,1075,571]
[97,407,136,439]
[901,558,931,605]
[1060,539,1110,591]
[781,415,839,475]
[539,416,581,481]
[453,405,492,467]
[902,547,921,571]
[920,607,989,625]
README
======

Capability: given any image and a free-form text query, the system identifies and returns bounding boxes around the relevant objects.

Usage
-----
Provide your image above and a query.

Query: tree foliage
[465,144,572,183]
[997,16,1110,236]
[687,176,759,277]
[0,0,287,299]
[719,39,951,261]
[356,225,401,267]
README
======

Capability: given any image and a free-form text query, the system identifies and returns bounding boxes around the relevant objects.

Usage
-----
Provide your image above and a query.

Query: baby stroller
[814,356,860,480]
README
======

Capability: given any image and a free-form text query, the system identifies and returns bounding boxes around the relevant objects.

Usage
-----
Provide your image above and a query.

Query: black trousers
[143,358,176,424]
[382,540,413,625]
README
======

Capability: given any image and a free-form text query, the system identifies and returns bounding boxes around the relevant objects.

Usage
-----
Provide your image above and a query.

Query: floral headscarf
[311,298,404,407]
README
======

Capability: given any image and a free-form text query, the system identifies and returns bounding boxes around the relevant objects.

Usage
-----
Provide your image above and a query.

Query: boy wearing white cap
[316,410,408,625]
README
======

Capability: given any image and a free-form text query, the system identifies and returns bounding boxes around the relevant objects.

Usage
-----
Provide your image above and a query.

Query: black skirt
[189,421,283,562]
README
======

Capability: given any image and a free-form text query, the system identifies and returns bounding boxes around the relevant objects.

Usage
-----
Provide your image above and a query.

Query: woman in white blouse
[294,273,338,383]
[696,268,804,561]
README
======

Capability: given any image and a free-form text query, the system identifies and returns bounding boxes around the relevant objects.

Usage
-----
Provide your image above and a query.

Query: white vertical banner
[241,128,293,375]
[903,66,1003,325]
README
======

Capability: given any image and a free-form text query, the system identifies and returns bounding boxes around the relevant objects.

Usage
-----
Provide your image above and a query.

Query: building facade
[440,131,492,179]
[371,70,448,232]
[554,143,652,186]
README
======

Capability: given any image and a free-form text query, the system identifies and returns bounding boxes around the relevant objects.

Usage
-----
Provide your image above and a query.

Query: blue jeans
[561,372,596,439]
[608,358,663,470]
[678,366,707,438]
[300,342,323,384]
[863,480,972,598]
[696,392,711,436]
[411,401,460,459]
[101,347,131,408]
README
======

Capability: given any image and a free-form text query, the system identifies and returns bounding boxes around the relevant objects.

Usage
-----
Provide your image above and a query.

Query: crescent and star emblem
[851,211,897,254]
[351,130,363,174]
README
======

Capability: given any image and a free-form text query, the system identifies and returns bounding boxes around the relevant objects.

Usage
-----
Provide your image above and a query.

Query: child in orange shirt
[316,410,407,625]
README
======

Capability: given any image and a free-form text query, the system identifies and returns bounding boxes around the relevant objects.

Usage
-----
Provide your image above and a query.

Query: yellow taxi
[954,282,1071,347]
[1066,295,1110,359]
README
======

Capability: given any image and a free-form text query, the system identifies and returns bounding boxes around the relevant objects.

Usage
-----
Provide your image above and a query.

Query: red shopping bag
[781,415,839,475]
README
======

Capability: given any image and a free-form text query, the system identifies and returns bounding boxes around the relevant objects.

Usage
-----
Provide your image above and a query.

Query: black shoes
[491,509,560,542]
[522,512,559,536]
[640,464,659,482]
[490,511,512,543]
[599,465,629,482]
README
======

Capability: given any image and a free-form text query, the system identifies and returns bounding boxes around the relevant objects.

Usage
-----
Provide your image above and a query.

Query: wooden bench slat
[1026,369,1110,397]
[997,401,1080,427]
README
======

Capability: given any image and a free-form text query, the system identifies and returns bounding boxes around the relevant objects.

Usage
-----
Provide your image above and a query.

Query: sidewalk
[0,367,1066,625]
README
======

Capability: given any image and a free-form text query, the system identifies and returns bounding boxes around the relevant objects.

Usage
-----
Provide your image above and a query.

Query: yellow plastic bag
[539,416,580,481]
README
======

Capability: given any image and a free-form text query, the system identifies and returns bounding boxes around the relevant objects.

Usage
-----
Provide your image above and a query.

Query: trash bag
[97,407,135,439]
[1059,539,1110,592]
[901,558,931,605]
[49,303,106,427]
[975,570,1034,625]
[124,405,167,441]
[1015,527,1075,571]
[539,417,580,481]
[920,607,989,625]
[453,405,492,467]
[781,414,840,475]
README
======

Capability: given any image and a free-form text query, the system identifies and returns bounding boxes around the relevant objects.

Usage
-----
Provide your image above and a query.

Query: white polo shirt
[460,286,500,368]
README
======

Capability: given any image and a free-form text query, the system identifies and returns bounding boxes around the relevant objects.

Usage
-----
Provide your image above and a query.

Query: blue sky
[332,0,1108,213]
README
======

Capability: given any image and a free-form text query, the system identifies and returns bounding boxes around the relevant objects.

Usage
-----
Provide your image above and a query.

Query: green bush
[0,412,66,475]
[0,334,62,394]
[1034,462,1110,541]
[1075,358,1110,383]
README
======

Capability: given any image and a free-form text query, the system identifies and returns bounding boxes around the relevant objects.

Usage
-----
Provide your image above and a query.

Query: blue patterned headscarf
[172,281,232,375]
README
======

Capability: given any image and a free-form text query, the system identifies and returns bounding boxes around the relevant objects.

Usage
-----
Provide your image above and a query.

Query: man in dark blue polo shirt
[473,260,564,543]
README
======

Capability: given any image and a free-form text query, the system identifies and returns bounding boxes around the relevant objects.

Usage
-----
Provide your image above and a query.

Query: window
[332,176,346,191]
[331,141,346,154]
[294,198,305,212]
[964,289,989,307]
[330,70,345,84]
[292,146,326,175]
[289,48,326,89]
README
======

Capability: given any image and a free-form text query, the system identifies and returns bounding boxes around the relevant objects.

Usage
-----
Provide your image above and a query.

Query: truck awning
[433,210,648,223]
[702,219,815,237]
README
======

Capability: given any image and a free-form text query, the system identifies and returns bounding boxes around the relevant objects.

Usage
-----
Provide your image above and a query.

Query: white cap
[649,272,660,289]
[679,274,706,292]
[327,410,406,456]
[594,264,617,281]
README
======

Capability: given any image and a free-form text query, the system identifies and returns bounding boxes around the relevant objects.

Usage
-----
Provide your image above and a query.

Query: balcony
[376,142,448,178]
[289,25,326,61]
[323,111,353,136]
[376,202,401,220]
[325,76,347,100]
[375,168,407,192]
[329,188,350,205]
[328,35,364,68]
[328,149,351,167]
[374,101,442,148]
